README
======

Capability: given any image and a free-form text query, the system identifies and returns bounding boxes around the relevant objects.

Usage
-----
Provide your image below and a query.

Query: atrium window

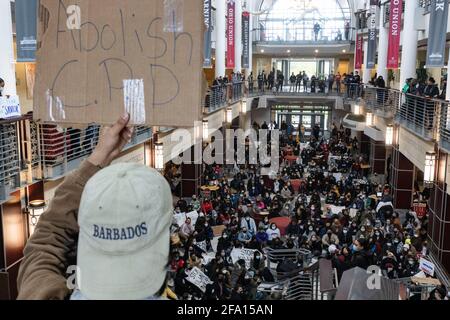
[258,0,351,42]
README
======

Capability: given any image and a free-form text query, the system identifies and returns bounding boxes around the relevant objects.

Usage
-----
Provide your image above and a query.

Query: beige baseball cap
[76,163,173,300]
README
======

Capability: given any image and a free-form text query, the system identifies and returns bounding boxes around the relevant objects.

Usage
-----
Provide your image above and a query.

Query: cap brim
[76,230,169,300]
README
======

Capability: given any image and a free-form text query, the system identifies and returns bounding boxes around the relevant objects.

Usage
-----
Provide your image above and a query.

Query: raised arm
[17,114,134,300]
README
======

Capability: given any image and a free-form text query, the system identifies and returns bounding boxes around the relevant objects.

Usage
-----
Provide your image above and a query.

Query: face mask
[223,235,227,239]
[361,228,366,232]
[309,227,314,231]
[272,226,276,230]
[408,260,414,265]
[343,230,348,234]
[246,217,250,221]
[255,256,261,260]
[375,232,380,236]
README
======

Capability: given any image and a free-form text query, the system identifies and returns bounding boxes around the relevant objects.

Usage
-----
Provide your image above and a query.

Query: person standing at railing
[439,75,447,100]
[268,71,274,91]
[310,75,317,93]
[295,72,302,92]
[328,73,335,93]
[344,21,350,41]
[289,72,297,92]
[354,71,362,98]
[248,72,254,94]
[423,77,440,130]
[257,72,264,92]
[0,78,4,97]
[302,72,309,93]
[313,22,321,41]
[335,72,342,94]
[375,76,386,105]
[277,72,285,93]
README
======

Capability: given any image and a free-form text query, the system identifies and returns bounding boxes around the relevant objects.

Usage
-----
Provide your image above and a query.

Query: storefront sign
[15,0,38,62]
[366,0,378,69]
[387,0,402,69]
[0,96,21,119]
[426,0,449,67]
[226,0,236,68]
[242,11,250,69]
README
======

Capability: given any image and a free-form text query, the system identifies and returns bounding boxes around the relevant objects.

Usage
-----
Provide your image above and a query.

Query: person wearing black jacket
[375,75,386,104]
[0,78,4,96]
[423,77,440,130]
[351,238,372,269]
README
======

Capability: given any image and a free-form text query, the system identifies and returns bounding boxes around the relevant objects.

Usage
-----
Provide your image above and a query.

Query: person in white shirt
[266,223,281,241]
[180,218,194,241]
[240,214,257,236]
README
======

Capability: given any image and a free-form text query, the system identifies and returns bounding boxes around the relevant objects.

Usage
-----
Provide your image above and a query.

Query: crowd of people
[163,121,445,301]
[253,70,363,98]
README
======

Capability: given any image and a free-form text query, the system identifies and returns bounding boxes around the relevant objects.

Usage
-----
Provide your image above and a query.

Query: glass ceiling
[259,0,351,42]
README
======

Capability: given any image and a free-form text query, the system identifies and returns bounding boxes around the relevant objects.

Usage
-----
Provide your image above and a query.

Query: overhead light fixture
[155,142,164,171]
[424,152,436,185]
[342,49,346,53]
[386,125,394,146]
[354,104,361,115]
[27,200,47,235]
[260,49,265,53]
[287,49,291,53]
[226,107,233,124]
[315,49,319,53]
[366,112,373,126]
[202,120,209,141]
[241,99,247,114]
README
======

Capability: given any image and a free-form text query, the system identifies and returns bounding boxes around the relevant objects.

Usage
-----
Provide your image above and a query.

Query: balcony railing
[362,86,400,117]
[37,123,152,179]
[395,93,442,141]
[205,82,244,113]
[255,27,354,43]
[439,102,450,152]
[0,119,21,202]
[246,80,363,100]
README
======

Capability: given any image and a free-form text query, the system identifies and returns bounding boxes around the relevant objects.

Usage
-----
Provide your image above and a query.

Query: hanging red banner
[354,33,364,70]
[387,0,402,69]
[226,0,235,69]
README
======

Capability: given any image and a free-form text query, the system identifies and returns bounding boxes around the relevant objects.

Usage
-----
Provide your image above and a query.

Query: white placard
[333,173,343,181]
[419,257,435,276]
[186,267,213,293]
[0,95,21,119]
[230,248,259,269]
[186,211,199,226]
[329,205,346,215]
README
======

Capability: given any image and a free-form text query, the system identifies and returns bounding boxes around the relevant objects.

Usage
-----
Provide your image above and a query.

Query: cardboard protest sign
[186,267,212,293]
[230,248,259,269]
[34,0,204,126]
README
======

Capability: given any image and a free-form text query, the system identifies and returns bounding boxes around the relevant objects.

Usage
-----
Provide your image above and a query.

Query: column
[390,144,415,209]
[362,40,371,84]
[377,3,389,82]
[180,146,202,198]
[215,0,226,78]
[428,149,450,273]
[399,0,418,90]
[446,52,450,101]
[0,0,17,95]
[370,139,386,175]
[234,0,242,73]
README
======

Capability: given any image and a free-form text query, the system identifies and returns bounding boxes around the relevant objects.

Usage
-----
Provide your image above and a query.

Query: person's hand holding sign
[88,113,134,168]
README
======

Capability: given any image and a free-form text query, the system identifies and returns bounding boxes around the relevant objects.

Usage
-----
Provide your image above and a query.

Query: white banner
[419,257,435,276]
[230,248,259,269]
[0,95,21,119]
[173,211,199,227]
[186,267,213,293]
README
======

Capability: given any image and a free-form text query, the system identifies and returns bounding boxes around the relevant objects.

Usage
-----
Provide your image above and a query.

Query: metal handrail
[206,81,244,113]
